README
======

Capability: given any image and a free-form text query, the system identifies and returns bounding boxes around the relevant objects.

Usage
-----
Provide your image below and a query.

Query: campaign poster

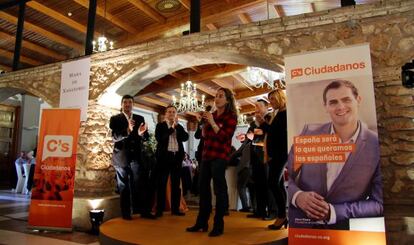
[285,44,386,245]
[28,109,81,230]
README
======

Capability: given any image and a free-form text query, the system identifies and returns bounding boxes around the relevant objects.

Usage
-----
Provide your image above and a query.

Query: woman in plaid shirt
[186,87,238,237]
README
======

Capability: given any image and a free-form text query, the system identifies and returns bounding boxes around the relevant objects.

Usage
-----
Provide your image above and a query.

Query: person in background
[26,151,36,192]
[15,151,27,177]
[181,153,193,197]
[186,88,237,237]
[155,105,189,217]
[256,90,288,230]
[248,99,276,220]
[229,130,254,212]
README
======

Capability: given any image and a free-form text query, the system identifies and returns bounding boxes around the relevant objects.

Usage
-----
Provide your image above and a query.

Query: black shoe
[141,213,156,219]
[268,218,288,230]
[155,212,163,218]
[208,228,223,237]
[224,210,230,216]
[172,212,185,216]
[186,224,208,232]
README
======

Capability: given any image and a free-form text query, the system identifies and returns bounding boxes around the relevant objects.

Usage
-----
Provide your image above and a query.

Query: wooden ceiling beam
[133,102,163,114]
[196,83,216,97]
[238,13,252,24]
[234,86,272,100]
[0,12,83,51]
[232,74,253,91]
[0,64,11,71]
[0,31,66,60]
[123,0,265,46]
[190,66,203,73]
[28,1,100,36]
[140,96,169,108]
[178,0,190,10]
[310,2,316,12]
[74,0,139,33]
[0,49,43,66]
[240,104,255,114]
[126,0,166,23]
[210,79,231,90]
[170,71,184,79]
[137,64,246,96]
[274,5,286,18]
[206,23,218,30]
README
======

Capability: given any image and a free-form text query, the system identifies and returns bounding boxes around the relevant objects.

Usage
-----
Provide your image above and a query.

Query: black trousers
[181,166,192,196]
[27,164,35,191]
[268,158,287,218]
[237,167,252,209]
[155,152,182,214]
[134,161,156,215]
[114,163,136,218]
[195,159,228,230]
[251,160,268,217]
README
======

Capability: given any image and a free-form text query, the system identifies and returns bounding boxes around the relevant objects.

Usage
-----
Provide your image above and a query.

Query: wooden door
[0,104,19,188]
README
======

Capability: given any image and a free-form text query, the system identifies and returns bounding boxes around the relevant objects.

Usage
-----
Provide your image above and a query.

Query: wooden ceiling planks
[0,0,380,117]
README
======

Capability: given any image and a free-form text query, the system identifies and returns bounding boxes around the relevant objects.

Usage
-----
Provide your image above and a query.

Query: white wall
[19,95,41,152]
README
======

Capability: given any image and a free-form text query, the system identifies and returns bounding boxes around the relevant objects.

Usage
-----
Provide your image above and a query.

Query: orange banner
[28,109,81,230]
[289,228,386,245]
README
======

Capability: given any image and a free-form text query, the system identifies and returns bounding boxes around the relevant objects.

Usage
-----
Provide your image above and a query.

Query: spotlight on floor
[402,60,414,89]
[89,209,104,235]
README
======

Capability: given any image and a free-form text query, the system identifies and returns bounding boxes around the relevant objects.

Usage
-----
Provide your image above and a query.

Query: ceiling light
[172,81,205,113]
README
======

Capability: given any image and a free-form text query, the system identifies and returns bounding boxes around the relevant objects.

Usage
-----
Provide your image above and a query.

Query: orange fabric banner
[28,109,81,230]
[289,228,386,245]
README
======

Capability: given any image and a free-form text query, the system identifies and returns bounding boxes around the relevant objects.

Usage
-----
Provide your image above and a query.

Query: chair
[14,163,26,194]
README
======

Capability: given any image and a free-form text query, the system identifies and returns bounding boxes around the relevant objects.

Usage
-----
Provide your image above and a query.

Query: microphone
[199,105,212,125]
[205,105,212,112]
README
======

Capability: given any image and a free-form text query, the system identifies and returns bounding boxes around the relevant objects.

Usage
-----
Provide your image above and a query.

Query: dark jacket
[260,110,288,164]
[110,113,149,167]
[155,121,189,165]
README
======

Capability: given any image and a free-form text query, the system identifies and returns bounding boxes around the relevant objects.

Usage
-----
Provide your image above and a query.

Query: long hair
[217,87,239,117]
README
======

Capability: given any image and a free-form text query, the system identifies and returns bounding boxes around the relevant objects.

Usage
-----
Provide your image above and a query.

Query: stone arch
[0,85,52,105]
[97,45,284,102]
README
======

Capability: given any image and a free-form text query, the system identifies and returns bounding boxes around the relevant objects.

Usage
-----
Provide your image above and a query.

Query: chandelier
[246,67,286,90]
[92,0,114,53]
[92,36,114,52]
[172,81,205,113]
[238,114,248,126]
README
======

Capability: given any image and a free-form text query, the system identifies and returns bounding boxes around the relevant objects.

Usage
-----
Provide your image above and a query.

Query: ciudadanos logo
[291,62,366,79]
[42,135,73,161]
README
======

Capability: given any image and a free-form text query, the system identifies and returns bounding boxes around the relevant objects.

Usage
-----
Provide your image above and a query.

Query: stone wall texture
[0,0,413,243]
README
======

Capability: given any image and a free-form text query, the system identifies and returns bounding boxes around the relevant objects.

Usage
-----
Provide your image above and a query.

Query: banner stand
[28,109,81,231]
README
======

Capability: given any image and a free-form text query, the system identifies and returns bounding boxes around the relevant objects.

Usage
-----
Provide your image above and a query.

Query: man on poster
[288,79,383,229]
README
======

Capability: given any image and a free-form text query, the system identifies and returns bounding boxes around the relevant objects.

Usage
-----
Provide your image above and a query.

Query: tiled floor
[0,189,99,245]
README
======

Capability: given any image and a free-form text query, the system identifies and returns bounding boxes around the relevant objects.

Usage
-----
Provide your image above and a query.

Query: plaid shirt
[202,111,237,162]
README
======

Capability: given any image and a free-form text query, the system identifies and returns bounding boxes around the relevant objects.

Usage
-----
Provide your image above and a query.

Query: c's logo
[42,135,73,161]
[291,68,303,79]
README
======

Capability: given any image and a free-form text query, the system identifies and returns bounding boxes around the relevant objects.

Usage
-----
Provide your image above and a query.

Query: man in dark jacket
[155,105,189,217]
[109,95,155,220]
